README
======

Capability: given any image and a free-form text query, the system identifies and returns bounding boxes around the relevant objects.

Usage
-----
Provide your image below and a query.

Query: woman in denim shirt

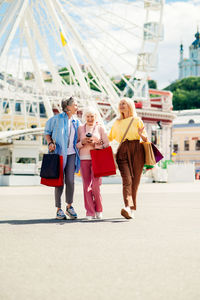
[44,97,81,220]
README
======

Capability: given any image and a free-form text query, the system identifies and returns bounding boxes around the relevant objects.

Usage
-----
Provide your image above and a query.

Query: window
[151,130,157,144]
[5,156,10,164]
[15,102,22,113]
[15,157,36,164]
[184,140,189,151]
[39,153,44,161]
[173,144,178,153]
[42,137,47,145]
[188,119,195,124]
[39,103,47,117]
[31,125,37,140]
[196,140,200,151]
[19,136,25,140]
[3,101,9,109]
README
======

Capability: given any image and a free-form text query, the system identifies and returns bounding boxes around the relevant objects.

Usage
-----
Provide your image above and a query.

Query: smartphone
[86,132,92,138]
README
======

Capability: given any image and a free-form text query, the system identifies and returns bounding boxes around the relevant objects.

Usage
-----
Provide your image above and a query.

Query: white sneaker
[130,210,135,219]
[86,216,95,221]
[96,212,103,219]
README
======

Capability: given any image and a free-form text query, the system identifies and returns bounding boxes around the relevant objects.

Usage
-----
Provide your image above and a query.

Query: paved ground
[0,180,200,300]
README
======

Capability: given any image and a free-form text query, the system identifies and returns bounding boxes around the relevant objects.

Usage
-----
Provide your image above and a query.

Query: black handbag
[40,153,60,179]
[40,118,60,179]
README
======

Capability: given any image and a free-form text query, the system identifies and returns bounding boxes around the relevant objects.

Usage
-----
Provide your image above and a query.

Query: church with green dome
[178,30,200,79]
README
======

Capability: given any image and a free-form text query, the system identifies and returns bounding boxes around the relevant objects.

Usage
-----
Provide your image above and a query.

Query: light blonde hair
[118,98,137,120]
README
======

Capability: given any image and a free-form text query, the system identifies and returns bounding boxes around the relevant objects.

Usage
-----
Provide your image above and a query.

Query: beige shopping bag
[142,142,156,166]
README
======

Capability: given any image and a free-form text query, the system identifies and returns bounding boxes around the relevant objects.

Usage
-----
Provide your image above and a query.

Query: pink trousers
[80,160,103,217]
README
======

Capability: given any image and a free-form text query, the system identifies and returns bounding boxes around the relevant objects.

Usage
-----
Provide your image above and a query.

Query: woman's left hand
[138,127,144,137]
[91,137,101,144]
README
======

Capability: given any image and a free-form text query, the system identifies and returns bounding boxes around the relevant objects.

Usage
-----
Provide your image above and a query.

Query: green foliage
[164,77,200,110]
[59,67,72,85]
[115,78,127,91]
[148,80,157,89]
[111,76,132,91]
[86,72,101,92]
[161,160,174,169]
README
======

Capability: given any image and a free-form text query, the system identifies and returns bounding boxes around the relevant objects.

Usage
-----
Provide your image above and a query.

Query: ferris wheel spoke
[0,0,164,128]
[71,3,139,56]
[84,0,143,31]
[63,0,143,41]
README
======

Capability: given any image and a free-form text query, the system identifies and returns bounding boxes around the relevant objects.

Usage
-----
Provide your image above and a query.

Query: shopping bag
[151,143,164,163]
[142,142,156,166]
[90,146,116,178]
[40,153,60,179]
[40,155,64,187]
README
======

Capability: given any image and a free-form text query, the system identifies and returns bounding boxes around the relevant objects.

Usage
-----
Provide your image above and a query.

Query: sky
[0,0,200,90]
[152,0,200,89]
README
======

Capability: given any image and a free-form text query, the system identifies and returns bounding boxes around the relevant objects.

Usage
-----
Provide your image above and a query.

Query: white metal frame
[0,0,164,139]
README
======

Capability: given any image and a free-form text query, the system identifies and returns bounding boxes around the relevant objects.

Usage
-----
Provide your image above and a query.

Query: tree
[164,77,200,110]
[148,80,157,89]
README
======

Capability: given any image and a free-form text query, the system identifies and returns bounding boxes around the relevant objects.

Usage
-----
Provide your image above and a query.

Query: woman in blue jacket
[44,97,80,220]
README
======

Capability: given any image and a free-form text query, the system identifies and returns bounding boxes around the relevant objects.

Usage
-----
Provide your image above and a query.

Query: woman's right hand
[49,143,56,152]
[81,137,92,145]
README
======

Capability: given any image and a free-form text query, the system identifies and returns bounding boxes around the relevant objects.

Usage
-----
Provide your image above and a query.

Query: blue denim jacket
[44,112,81,173]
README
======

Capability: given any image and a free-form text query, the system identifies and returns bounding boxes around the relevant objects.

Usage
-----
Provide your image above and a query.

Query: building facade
[172,109,200,177]
[178,30,200,79]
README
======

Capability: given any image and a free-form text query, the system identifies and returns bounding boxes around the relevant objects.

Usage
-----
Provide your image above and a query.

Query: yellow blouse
[108,117,147,143]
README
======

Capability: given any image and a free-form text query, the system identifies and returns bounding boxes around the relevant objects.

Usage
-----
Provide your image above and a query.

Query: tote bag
[142,142,156,166]
[40,117,63,186]
[151,143,164,163]
[40,155,64,187]
[90,146,116,178]
[40,153,60,179]
[142,142,163,166]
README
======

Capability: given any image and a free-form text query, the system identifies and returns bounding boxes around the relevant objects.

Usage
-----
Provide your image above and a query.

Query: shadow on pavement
[0,218,128,225]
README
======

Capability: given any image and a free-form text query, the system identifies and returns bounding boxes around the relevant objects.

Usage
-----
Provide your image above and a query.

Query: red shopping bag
[40,155,64,187]
[90,146,116,178]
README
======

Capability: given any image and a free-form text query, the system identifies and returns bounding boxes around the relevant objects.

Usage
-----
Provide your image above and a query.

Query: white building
[172,109,200,177]
[179,30,200,79]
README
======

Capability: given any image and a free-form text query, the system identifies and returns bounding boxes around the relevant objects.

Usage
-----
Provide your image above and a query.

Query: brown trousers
[116,140,145,210]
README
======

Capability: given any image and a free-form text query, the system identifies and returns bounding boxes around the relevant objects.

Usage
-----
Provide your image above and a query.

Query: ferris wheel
[0,0,164,129]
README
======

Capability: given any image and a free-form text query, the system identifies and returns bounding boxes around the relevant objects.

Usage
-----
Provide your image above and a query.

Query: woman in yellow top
[108,98,148,219]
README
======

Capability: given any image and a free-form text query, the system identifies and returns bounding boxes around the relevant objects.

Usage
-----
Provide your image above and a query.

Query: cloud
[1,0,200,90]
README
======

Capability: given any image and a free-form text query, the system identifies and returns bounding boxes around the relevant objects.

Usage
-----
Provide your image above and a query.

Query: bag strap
[118,117,134,150]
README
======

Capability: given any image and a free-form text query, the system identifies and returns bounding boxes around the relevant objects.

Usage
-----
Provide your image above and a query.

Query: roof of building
[190,31,200,49]
[173,109,200,125]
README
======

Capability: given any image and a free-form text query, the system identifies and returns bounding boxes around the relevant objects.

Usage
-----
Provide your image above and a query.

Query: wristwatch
[48,141,54,146]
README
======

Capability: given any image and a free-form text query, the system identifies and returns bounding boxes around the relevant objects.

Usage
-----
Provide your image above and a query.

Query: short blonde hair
[82,106,98,122]
[118,98,137,119]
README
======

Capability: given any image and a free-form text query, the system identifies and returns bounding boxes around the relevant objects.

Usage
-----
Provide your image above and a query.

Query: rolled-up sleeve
[44,118,53,136]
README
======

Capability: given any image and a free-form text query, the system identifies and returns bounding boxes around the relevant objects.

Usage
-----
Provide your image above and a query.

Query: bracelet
[48,141,54,146]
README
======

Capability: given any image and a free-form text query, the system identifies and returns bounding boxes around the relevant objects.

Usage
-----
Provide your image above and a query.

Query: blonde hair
[118,98,137,120]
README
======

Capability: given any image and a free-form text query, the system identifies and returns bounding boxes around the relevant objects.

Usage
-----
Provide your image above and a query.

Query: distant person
[108,98,148,219]
[44,97,80,220]
[76,107,109,220]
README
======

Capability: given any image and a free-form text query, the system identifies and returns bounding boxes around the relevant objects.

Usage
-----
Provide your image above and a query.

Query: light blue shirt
[44,112,81,173]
